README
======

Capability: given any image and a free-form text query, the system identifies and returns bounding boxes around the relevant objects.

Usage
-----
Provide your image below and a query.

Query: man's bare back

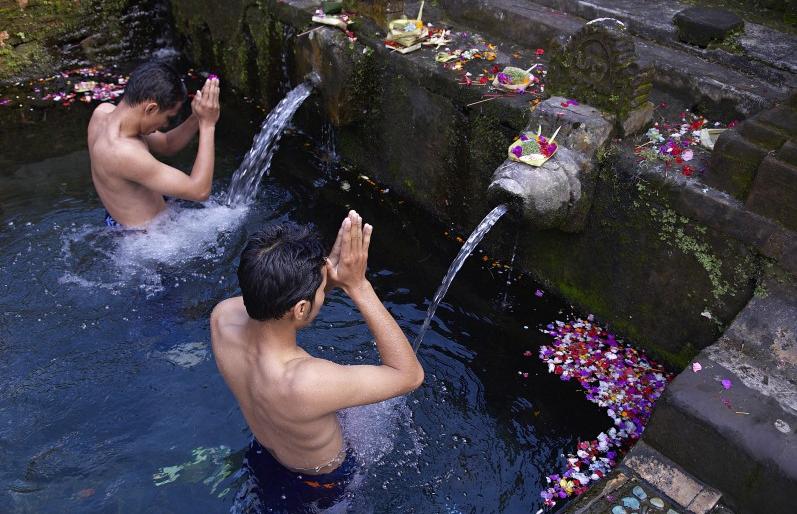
[211,295,346,474]
[87,62,219,227]
[211,212,424,475]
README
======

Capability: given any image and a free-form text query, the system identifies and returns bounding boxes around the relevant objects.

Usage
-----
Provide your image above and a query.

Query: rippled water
[0,97,606,513]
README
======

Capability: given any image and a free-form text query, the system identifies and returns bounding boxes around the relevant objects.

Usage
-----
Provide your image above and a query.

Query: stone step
[436,0,792,117]
[530,0,797,81]
[641,275,797,513]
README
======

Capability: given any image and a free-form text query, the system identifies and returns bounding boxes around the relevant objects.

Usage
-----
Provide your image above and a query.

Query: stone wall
[168,0,787,366]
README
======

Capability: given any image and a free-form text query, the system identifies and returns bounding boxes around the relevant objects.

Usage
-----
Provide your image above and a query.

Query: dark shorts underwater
[233,439,358,513]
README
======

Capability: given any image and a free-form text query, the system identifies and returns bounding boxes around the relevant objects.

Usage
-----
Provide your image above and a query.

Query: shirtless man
[88,60,220,227]
[211,210,424,510]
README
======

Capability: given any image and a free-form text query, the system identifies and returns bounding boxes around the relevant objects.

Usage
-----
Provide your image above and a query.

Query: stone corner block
[673,7,744,48]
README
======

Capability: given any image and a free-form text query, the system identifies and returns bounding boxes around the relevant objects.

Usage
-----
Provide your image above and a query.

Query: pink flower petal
[692,362,702,372]
[722,379,732,390]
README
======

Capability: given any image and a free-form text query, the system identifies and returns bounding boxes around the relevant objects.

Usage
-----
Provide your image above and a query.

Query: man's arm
[121,78,220,202]
[144,114,199,156]
[294,211,424,416]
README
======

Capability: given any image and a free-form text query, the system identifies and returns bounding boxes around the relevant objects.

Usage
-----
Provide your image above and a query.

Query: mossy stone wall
[169,0,764,365]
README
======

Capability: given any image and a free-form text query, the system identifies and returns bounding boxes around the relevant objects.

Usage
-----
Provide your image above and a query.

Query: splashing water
[58,196,248,296]
[413,204,509,351]
[226,83,313,206]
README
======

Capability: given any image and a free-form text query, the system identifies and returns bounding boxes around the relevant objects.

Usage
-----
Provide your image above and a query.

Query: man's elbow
[406,363,425,392]
[186,186,211,202]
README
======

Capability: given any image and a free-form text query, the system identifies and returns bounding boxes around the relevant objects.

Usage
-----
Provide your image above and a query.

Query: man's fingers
[340,216,352,259]
[362,224,373,255]
[329,219,345,264]
[211,79,220,107]
[350,211,361,253]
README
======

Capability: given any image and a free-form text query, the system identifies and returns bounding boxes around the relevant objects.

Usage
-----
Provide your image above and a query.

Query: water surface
[0,97,607,513]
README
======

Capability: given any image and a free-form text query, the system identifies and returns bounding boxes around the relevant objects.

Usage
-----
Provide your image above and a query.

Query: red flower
[682,165,694,176]
[535,48,545,55]
[689,118,705,130]
[478,75,489,84]
[675,157,683,164]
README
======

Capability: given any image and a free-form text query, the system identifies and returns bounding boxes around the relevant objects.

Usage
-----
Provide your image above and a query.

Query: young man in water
[211,210,424,511]
[88,60,220,227]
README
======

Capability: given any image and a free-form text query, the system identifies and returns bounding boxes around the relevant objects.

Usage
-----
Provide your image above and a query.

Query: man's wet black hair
[238,223,327,321]
[122,60,187,109]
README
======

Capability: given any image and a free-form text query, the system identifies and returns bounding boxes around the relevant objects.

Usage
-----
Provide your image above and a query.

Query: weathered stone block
[746,156,797,231]
[673,7,744,48]
[776,139,797,164]
[757,106,797,136]
[618,101,655,136]
[739,119,789,150]
[705,130,768,199]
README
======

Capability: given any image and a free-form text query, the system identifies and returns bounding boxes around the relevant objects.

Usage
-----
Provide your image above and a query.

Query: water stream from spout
[226,82,312,206]
[413,203,509,352]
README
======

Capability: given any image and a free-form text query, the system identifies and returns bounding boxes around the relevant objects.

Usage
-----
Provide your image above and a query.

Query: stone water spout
[487,18,654,232]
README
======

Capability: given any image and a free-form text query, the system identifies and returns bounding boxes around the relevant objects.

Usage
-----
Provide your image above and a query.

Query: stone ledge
[643,276,797,513]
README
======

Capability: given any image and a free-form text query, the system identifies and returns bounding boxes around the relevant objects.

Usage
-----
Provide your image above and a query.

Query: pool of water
[0,94,607,513]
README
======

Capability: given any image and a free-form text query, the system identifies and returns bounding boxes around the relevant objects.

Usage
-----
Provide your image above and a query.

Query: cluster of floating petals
[536,317,674,507]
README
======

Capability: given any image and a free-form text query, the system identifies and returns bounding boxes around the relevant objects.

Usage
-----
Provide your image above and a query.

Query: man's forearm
[164,115,199,154]
[348,281,420,373]
[188,125,215,200]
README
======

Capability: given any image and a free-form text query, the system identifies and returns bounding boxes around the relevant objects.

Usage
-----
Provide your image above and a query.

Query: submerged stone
[632,485,647,500]
[673,7,744,48]
[612,506,628,514]
[650,497,666,509]
[621,496,641,509]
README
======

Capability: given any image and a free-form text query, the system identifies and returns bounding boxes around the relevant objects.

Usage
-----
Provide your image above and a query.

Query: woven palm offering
[311,12,352,31]
[508,126,561,167]
[492,66,534,92]
[699,128,726,150]
[385,1,428,47]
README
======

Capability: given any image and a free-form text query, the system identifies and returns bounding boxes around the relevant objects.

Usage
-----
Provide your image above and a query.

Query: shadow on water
[0,89,607,513]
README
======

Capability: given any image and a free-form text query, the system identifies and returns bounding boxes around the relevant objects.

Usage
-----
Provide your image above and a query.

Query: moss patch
[0,0,118,81]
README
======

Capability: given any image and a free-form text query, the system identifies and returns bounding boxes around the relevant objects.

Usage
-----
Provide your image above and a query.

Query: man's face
[142,102,182,135]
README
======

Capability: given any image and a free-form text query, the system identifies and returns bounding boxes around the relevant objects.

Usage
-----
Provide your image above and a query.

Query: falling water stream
[226,82,313,206]
[413,203,510,351]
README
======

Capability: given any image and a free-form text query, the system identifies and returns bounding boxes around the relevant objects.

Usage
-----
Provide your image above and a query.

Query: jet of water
[226,82,313,206]
[413,204,509,352]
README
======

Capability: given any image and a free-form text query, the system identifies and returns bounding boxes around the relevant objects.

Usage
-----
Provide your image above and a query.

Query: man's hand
[191,77,220,129]
[326,210,372,296]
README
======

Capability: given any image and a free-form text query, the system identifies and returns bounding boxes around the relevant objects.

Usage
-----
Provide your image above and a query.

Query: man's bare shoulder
[211,297,248,334]
[92,102,116,118]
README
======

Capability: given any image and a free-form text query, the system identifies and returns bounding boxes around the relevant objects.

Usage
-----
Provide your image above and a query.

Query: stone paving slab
[562,441,726,514]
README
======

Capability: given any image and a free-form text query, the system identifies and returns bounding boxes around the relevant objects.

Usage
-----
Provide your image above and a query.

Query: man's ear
[293,299,311,321]
[144,102,159,116]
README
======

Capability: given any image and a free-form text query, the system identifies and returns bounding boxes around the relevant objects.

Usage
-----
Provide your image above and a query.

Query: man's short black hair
[122,60,187,109]
[238,223,327,321]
